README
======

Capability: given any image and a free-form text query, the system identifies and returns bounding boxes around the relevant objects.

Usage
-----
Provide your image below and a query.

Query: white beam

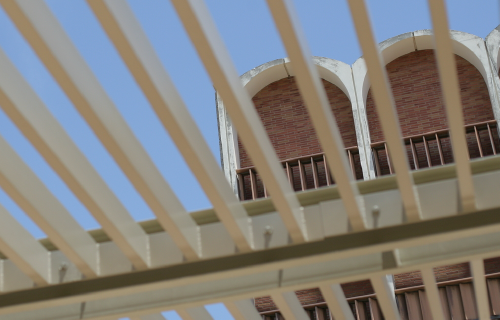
[0,134,98,278]
[271,292,309,320]
[370,275,401,320]
[427,0,476,212]
[225,300,261,320]
[170,0,308,243]
[346,0,421,222]
[421,268,446,320]
[177,307,213,320]
[130,314,166,320]
[319,284,355,320]
[0,203,49,286]
[87,0,254,252]
[0,46,150,270]
[265,0,366,231]
[0,0,201,260]
[470,259,490,320]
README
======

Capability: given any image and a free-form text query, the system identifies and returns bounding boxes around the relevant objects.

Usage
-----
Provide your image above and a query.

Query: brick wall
[238,76,357,168]
[366,49,493,143]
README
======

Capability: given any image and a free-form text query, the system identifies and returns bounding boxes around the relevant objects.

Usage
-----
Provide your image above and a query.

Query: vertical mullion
[238,173,245,201]
[373,148,382,176]
[487,123,497,155]
[474,126,484,157]
[323,155,332,186]
[384,143,394,174]
[249,169,257,200]
[311,157,319,189]
[436,133,445,165]
[423,136,432,167]
[410,139,420,170]
[348,149,356,178]
[298,160,307,191]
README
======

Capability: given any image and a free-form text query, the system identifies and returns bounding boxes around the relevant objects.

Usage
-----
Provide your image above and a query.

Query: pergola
[0,0,498,319]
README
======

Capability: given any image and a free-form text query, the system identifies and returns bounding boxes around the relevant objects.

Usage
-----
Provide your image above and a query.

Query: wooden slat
[470,259,490,320]
[410,139,420,170]
[346,0,421,222]
[427,0,476,211]
[373,149,382,177]
[271,292,310,320]
[355,300,367,320]
[435,134,445,165]
[170,0,307,243]
[348,150,356,178]
[487,278,500,315]
[238,174,246,201]
[404,291,423,320]
[225,300,262,320]
[459,283,478,320]
[314,306,325,320]
[385,143,394,174]
[368,298,382,320]
[323,155,332,186]
[1,0,201,261]
[371,275,401,320]
[319,284,355,320]
[265,0,367,231]
[418,290,433,320]
[475,126,484,157]
[487,123,497,154]
[0,43,150,271]
[311,157,319,189]
[88,0,254,253]
[421,268,447,320]
[177,307,213,320]
[298,160,307,191]
[438,287,452,320]
[423,136,432,167]
[445,286,465,320]
[396,295,409,320]
[250,169,258,200]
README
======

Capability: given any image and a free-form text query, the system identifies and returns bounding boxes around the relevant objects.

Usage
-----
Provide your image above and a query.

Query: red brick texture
[238,77,357,168]
[366,49,494,143]
[367,49,498,175]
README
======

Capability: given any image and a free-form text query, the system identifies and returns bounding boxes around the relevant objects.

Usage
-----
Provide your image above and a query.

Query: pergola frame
[0,0,496,319]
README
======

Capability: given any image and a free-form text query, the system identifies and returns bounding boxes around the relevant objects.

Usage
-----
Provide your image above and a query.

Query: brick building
[217,28,500,319]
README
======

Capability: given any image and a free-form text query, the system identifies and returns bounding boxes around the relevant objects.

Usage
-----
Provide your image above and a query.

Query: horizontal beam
[1,205,500,318]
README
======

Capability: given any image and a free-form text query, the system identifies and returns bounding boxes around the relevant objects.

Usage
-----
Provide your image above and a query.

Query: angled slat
[346,0,421,222]
[0,0,201,260]
[265,0,366,231]
[87,0,253,253]
[271,292,309,320]
[170,0,307,243]
[369,298,383,320]
[405,292,423,320]
[0,46,149,270]
[470,259,490,320]
[427,0,476,212]
[130,314,166,320]
[319,284,355,320]
[0,135,98,278]
[421,268,446,320]
[225,300,262,320]
[459,283,478,320]
[177,307,213,320]
[0,203,49,286]
[371,275,401,320]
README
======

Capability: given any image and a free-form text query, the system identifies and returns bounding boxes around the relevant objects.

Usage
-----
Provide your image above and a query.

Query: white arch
[217,57,371,191]
[351,29,500,178]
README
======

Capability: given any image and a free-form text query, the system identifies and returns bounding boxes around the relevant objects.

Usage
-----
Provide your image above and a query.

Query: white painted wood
[265,0,367,232]
[199,223,235,259]
[427,0,476,212]
[169,0,307,243]
[0,134,98,278]
[0,46,150,270]
[271,291,310,320]
[346,0,421,223]
[0,202,49,286]
[417,179,458,219]
[225,300,262,320]
[421,268,446,320]
[319,284,355,320]
[87,0,254,253]
[470,259,490,320]
[1,0,201,261]
[371,275,401,320]
[0,259,34,292]
[130,314,166,320]
[178,307,213,320]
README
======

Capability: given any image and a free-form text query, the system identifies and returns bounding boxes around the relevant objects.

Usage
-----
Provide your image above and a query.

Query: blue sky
[0,0,498,319]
